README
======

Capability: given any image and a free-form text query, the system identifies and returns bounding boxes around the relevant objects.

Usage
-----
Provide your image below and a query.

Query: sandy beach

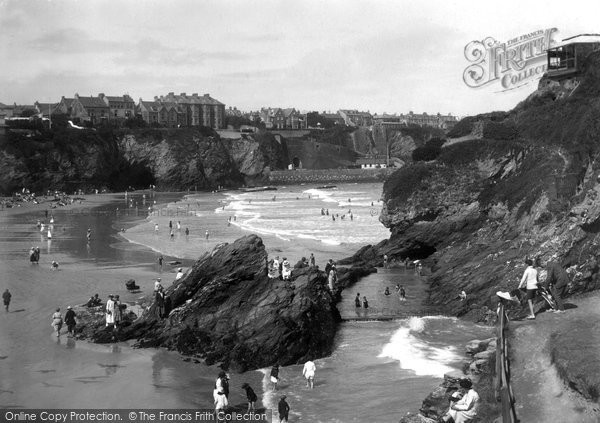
[0,192,268,411]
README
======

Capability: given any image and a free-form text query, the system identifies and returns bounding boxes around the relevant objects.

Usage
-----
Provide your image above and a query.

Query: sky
[1,0,599,117]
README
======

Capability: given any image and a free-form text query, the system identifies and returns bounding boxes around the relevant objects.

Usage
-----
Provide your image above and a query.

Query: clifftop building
[138,92,225,128]
[338,110,373,127]
[547,34,600,80]
[373,111,457,129]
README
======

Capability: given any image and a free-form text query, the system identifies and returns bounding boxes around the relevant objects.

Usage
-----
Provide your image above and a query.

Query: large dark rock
[101,235,339,372]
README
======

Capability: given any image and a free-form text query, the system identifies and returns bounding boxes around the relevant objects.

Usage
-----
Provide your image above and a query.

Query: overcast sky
[1,0,599,117]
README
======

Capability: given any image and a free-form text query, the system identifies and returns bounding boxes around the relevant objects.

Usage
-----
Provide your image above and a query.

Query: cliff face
[101,235,340,372]
[0,127,289,194]
[359,51,600,319]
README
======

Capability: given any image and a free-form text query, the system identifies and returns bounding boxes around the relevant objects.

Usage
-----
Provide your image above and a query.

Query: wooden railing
[495,303,518,422]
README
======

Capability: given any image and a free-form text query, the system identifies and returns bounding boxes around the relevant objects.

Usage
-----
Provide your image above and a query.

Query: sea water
[119,183,492,422]
[0,184,493,422]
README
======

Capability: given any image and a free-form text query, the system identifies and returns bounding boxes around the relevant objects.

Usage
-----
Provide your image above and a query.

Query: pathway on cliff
[510,293,600,423]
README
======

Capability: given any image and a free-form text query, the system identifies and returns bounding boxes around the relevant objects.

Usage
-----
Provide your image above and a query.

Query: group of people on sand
[29,246,41,263]
[214,360,317,422]
[50,306,77,337]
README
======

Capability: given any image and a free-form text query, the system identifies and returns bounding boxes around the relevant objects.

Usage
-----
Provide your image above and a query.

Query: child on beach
[278,396,290,423]
[241,383,258,412]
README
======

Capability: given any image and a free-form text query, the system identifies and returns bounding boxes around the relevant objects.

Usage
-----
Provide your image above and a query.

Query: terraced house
[99,93,135,122]
[137,92,225,129]
[70,94,110,125]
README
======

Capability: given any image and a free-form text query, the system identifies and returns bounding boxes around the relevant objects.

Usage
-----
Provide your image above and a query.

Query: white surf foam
[378,317,460,377]
[258,368,277,411]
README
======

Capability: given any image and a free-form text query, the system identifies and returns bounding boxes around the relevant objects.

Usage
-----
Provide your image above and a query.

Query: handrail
[496,303,518,422]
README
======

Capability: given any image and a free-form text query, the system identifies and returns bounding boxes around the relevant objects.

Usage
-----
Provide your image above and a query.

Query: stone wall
[268,168,396,184]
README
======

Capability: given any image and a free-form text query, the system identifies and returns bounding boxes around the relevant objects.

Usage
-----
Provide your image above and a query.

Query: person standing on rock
[105,295,116,327]
[400,286,406,301]
[383,254,388,269]
[158,255,163,271]
[328,267,337,291]
[302,360,316,389]
[362,296,369,309]
[3,289,11,312]
[325,259,334,276]
[518,258,539,320]
[155,288,166,318]
[309,253,315,267]
[113,295,123,328]
[64,306,76,337]
[270,364,280,390]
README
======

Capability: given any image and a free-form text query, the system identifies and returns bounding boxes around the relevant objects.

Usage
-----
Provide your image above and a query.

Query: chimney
[203,94,210,98]
[192,93,198,97]
[180,92,186,97]
[154,96,159,102]
[99,93,105,99]
[168,92,174,96]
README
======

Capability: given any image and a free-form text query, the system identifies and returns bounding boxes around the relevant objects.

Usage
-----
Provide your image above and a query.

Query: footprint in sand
[97,364,124,368]
[0,356,7,360]
[36,370,56,374]
[0,390,14,394]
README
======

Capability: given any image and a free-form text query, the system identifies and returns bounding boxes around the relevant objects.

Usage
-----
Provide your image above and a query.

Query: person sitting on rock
[441,378,480,423]
[281,258,292,281]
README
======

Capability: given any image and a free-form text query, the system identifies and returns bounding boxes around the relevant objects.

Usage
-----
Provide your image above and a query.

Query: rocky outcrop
[87,235,339,372]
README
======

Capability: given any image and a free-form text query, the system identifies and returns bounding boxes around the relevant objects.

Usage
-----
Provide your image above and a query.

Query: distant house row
[372,111,458,129]
[257,107,308,130]
[0,92,225,129]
